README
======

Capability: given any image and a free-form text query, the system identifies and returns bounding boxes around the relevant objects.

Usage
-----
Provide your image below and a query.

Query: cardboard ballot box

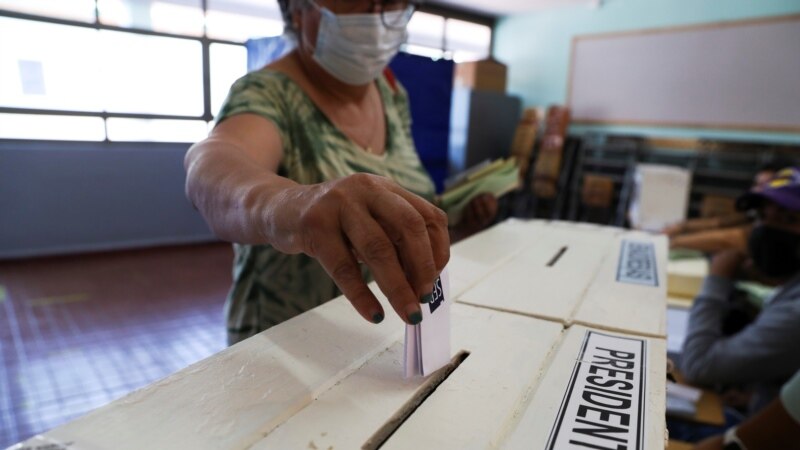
[503,325,667,449]
[11,220,667,450]
[457,220,668,338]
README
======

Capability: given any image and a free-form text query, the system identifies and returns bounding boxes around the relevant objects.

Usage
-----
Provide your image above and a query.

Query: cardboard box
[458,222,668,338]
[12,220,668,449]
[454,58,507,93]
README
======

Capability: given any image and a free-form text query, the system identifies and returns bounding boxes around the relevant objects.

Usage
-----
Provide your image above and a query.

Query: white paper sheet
[667,306,690,355]
[404,268,451,377]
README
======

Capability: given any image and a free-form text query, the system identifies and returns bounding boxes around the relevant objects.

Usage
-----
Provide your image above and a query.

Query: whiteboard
[567,15,800,132]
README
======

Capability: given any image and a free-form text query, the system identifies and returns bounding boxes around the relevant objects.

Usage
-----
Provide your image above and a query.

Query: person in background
[667,161,792,254]
[681,167,800,417]
[694,369,800,450]
[184,0,497,345]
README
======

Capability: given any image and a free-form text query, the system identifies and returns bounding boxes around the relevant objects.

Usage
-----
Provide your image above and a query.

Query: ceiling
[428,0,599,18]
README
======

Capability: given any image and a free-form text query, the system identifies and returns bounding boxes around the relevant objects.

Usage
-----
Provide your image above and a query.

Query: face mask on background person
[306,1,410,85]
[748,224,800,279]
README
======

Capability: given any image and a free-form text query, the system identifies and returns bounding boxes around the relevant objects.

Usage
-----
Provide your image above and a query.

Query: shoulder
[228,69,295,98]
[216,69,305,127]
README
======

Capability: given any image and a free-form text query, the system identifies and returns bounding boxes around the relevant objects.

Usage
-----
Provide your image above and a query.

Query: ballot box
[457,220,667,338]
[11,220,668,450]
[503,325,666,449]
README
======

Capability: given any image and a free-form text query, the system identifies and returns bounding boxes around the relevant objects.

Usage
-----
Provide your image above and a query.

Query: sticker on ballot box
[546,331,648,450]
[616,240,658,287]
[404,269,451,377]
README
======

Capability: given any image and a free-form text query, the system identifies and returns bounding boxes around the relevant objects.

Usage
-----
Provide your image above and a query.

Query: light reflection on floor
[0,243,232,448]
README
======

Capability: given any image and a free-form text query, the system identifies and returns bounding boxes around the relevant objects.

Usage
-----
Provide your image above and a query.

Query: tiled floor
[0,243,233,448]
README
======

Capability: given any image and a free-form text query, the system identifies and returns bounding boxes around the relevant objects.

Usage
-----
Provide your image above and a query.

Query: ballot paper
[404,269,451,377]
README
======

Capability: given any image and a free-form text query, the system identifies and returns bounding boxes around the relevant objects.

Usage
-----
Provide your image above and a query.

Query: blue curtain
[389,53,454,193]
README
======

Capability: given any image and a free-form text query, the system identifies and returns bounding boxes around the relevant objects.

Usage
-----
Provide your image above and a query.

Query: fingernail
[420,292,433,304]
[408,309,423,325]
[372,312,384,324]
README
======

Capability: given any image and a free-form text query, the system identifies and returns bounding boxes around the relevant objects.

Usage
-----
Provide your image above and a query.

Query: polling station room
[1,0,800,449]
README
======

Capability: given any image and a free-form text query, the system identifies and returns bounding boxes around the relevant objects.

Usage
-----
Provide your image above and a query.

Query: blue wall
[494,0,800,143]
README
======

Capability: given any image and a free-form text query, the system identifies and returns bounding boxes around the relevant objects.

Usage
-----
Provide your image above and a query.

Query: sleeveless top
[215,69,436,344]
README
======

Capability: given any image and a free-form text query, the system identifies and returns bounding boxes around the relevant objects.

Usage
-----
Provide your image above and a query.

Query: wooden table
[669,370,726,427]
[11,220,669,449]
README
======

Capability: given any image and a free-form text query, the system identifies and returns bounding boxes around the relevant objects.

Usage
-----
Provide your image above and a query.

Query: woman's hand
[459,193,498,235]
[266,173,450,326]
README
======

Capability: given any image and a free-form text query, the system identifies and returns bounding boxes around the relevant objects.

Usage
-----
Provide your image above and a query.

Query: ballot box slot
[362,350,471,450]
[546,246,568,267]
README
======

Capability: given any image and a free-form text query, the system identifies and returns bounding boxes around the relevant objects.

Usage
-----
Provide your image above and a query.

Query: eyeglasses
[313,0,417,30]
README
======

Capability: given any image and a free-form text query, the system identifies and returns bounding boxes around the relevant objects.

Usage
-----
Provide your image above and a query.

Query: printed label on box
[616,240,658,286]
[546,331,648,450]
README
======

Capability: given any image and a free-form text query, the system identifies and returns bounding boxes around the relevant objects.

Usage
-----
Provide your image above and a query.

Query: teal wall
[494,0,800,144]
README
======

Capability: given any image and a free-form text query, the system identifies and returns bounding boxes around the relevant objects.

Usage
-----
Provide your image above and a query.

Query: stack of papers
[404,269,452,377]
[667,306,690,357]
[439,158,520,226]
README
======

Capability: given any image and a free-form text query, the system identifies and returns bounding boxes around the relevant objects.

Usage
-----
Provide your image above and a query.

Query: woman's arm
[694,397,800,450]
[185,114,450,325]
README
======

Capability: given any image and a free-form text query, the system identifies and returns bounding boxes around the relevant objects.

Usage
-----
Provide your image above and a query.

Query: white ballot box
[503,325,667,450]
[458,221,668,338]
[10,220,668,450]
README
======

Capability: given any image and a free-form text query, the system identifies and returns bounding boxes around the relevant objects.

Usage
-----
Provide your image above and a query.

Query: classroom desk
[10,220,669,449]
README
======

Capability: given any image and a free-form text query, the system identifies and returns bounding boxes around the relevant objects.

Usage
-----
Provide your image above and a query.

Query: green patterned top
[215,69,436,345]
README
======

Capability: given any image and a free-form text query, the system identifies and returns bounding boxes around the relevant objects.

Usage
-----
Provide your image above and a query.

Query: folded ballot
[404,269,451,377]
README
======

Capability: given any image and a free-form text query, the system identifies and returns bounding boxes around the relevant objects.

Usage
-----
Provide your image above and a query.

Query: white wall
[493,0,800,143]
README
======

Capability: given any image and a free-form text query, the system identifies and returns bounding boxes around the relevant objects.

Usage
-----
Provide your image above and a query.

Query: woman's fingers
[297,173,449,325]
[313,233,386,324]
[369,191,438,302]
[341,209,423,325]
[475,194,493,222]
[383,183,450,274]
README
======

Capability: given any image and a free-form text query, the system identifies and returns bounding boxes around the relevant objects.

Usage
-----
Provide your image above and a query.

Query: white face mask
[307,4,410,85]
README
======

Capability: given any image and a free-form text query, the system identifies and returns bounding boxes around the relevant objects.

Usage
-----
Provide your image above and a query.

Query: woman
[184,0,496,344]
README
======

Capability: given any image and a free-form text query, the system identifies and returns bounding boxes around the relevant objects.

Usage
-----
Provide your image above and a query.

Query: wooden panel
[572,232,669,338]
[501,325,667,450]
[668,440,694,450]
[456,224,620,323]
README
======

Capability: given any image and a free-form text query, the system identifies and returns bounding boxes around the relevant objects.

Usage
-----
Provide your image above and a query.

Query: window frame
[413,2,496,60]
[0,1,495,143]
[0,5,244,143]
